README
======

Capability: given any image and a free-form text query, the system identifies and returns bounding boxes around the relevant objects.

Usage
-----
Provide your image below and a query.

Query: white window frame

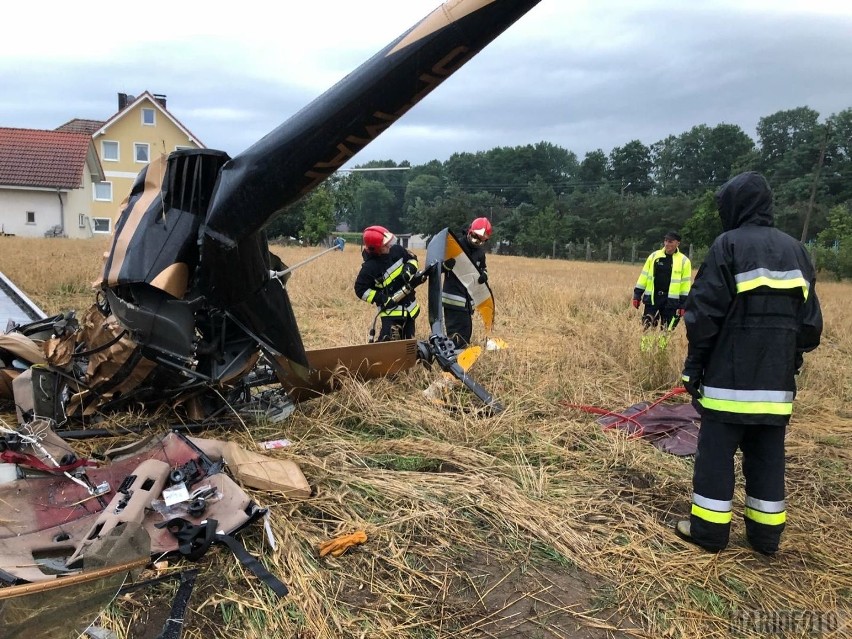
[101,140,119,162]
[78,213,86,228]
[26,211,35,224]
[134,143,150,163]
[94,181,113,202]
[92,217,112,234]
[141,108,155,126]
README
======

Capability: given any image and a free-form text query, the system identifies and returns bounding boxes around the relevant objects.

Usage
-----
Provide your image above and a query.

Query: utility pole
[801,122,831,243]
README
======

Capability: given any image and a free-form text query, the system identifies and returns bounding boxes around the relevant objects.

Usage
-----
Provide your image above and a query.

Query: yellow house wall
[90,97,202,232]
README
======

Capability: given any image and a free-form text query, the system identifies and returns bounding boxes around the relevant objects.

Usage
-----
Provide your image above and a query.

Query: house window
[141,108,155,126]
[92,218,111,234]
[94,182,112,201]
[101,140,119,162]
[134,143,150,163]
[26,211,35,224]
[78,214,86,228]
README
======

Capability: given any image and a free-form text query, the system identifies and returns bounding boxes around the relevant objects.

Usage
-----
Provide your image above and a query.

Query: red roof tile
[0,128,92,189]
[55,119,106,135]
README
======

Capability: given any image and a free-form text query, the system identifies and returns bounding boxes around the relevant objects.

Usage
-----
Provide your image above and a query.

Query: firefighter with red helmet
[442,217,491,348]
[354,225,420,341]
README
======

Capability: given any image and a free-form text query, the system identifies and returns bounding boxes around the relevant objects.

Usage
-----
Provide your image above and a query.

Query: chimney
[117,93,136,111]
[153,94,167,109]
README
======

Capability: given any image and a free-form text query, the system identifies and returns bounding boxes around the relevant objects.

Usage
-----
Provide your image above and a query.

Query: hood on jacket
[715,171,774,231]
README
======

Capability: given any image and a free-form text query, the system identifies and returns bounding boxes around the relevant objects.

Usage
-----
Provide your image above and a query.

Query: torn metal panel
[0,271,47,331]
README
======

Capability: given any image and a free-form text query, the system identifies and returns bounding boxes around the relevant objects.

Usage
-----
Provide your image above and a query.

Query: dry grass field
[1,236,851,639]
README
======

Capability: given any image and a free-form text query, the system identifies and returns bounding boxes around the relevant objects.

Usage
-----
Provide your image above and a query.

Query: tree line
[266,105,852,278]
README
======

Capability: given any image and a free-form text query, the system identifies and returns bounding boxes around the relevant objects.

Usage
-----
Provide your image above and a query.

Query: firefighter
[442,217,491,349]
[354,225,420,341]
[677,171,823,555]
[632,231,691,329]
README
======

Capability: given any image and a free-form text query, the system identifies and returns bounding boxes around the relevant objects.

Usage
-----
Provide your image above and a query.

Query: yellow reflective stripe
[736,276,809,300]
[691,503,732,524]
[382,265,404,287]
[379,302,420,317]
[364,290,376,303]
[699,397,793,415]
[744,507,786,526]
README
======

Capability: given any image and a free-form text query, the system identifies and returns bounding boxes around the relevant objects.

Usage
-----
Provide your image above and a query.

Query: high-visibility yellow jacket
[633,248,691,309]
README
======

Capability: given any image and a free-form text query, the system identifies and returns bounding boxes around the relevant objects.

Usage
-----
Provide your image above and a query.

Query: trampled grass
[1,237,850,638]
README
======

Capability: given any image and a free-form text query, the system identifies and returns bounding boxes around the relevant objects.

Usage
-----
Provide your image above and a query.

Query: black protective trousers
[642,302,679,330]
[378,316,416,341]
[690,415,787,553]
[444,306,473,349]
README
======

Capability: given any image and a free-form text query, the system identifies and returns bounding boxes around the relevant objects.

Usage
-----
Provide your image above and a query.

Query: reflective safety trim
[442,292,468,308]
[745,496,785,513]
[691,503,733,525]
[381,258,405,286]
[702,386,794,403]
[734,268,809,300]
[362,289,375,302]
[699,396,793,415]
[700,385,794,415]
[379,301,419,317]
[693,493,732,513]
[744,506,786,526]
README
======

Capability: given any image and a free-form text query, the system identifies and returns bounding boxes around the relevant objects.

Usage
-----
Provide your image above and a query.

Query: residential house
[0,128,105,238]
[56,91,205,234]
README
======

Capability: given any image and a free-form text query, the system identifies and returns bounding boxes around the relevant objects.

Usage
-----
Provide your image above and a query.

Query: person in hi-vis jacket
[632,231,691,329]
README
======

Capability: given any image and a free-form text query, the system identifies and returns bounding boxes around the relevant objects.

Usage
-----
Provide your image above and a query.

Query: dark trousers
[378,316,416,341]
[690,415,787,553]
[444,306,473,349]
[642,302,679,330]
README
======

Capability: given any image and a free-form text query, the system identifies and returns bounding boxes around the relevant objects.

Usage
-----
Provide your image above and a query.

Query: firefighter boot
[675,520,723,553]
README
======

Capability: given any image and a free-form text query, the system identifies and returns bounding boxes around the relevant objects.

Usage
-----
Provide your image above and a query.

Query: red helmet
[468,217,492,245]
[363,225,395,252]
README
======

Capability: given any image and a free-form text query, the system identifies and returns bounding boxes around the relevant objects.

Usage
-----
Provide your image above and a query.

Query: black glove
[681,370,703,400]
[374,290,391,308]
[443,258,456,272]
[402,263,417,282]
[478,270,488,285]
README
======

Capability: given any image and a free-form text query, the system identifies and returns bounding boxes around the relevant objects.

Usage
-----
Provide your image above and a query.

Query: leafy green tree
[350,180,397,232]
[514,205,563,257]
[681,190,723,249]
[403,174,443,214]
[576,149,608,191]
[300,185,336,245]
[266,200,305,240]
[814,203,852,279]
[405,188,499,238]
[756,107,822,188]
[609,140,653,195]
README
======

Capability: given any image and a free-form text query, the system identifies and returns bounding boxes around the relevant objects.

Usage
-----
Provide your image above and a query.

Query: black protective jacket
[683,172,822,426]
[354,244,419,318]
[442,234,487,310]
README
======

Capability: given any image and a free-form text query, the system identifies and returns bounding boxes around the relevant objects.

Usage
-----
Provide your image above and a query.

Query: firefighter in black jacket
[677,171,822,555]
[354,225,420,341]
[442,217,491,349]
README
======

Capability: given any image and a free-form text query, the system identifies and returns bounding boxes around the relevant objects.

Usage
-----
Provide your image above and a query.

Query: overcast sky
[2,1,851,167]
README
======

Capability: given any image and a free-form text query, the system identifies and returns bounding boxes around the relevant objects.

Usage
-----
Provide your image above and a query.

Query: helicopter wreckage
[0,0,540,632]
